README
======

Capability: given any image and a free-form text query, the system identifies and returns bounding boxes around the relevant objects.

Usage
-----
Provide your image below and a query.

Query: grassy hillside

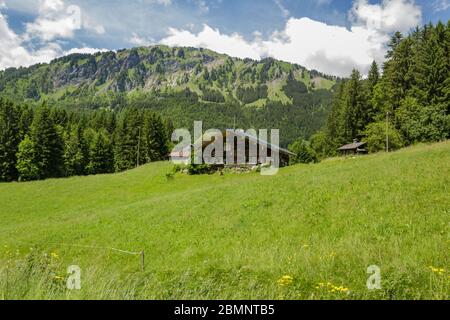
[0,45,336,106]
[0,142,449,300]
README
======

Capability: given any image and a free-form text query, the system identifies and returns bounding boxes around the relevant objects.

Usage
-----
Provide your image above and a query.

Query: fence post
[141,250,145,272]
[5,266,8,299]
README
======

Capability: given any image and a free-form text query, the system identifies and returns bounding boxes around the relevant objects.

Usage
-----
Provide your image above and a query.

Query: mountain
[0,45,339,145]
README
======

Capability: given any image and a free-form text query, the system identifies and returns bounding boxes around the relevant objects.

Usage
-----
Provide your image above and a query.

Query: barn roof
[228,130,297,156]
[338,141,367,151]
[198,130,296,156]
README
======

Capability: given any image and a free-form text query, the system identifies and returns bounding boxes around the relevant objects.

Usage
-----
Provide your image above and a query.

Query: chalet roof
[338,141,367,151]
[189,130,296,157]
[228,130,297,156]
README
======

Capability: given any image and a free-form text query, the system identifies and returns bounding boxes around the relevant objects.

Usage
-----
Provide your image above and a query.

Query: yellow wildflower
[316,281,350,294]
[277,275,294,286]
[429,266,446,275]
[50,252,59,259]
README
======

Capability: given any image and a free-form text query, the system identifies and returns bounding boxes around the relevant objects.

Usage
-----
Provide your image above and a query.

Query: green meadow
[0,142,448,300]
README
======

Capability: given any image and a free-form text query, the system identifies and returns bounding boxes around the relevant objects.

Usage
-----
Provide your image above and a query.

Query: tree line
[296,21,449,160]
[0,100,171,182]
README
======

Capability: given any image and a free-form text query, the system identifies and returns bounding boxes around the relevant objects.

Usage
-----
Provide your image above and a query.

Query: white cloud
[0,0,424,77]
[433,0,450,12]
[129,32,155,46]
[350,0,422,34]
[64,47,109,55]
[262,18,386,76]
[0,1,107,70]
[25,0,104,41]
[0,11,60,69]
[161,0,422,77]
[162,25,262,60]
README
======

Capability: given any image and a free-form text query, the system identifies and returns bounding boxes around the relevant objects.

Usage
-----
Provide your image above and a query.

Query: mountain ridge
[0,45,337,106]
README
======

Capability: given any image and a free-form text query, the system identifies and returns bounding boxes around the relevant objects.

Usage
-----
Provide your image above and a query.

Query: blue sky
[0,0,449,76]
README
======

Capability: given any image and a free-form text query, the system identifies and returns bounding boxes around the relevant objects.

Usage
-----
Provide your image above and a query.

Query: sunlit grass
[0,142,449,299]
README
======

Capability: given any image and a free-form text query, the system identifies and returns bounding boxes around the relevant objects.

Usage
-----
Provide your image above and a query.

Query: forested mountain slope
[0,45,336,105]
[0,46,337,145]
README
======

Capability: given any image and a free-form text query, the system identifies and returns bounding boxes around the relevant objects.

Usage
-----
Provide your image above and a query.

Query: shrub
[364,121,403,153]
[289,139,318,164]
[187,163,215,175]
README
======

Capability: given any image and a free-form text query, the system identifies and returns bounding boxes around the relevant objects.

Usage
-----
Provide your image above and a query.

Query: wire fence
[5,240,146,271]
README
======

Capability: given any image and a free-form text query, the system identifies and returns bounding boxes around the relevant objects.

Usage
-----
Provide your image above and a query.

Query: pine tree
[30,103,64,179]
[114,108,143,171]
[385,31,403,59]
[444,20,450,113]
[411,22,448,105]
[19,106,34,140]
[383,37,414,110]
[16,135,39,181]
[63,125,88,176]
[365,61,381,124]
[88,129,114,174]
[367,61,380,90]
[326,80,346,149]
[342,69,368,141]
[143,111,169,162]
[0,99,21,181]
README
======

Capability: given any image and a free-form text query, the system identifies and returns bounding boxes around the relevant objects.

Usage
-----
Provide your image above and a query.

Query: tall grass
[0,142,449,300]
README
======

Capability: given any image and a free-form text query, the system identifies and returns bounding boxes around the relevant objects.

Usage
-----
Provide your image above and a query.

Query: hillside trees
[0,98,21,181]
[63,125,88,176]
[88,129,114,175]
[16,135,39,181]
[323,21,449,157]
[0,99,172,182]
[236,85,268,104]
[325,70,369,150]
[113,107,144,171]
[142,111,169,162]
[29,103,64,179]
[289,139,318,164]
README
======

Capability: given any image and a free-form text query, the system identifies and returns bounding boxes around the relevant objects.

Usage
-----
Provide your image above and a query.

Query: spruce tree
[16,135,39,181]
[30,103,64,179]
[342,70,368,141]
[411,22,448,106]
[0,99,21,181]
[88,129,114,175]
[367,61,380,90]
[143,111,169,162]
[365,61,381,124]
[63,125,88,176]
[383,37,414,110]
[114,107,143,171]
[385,32,403,59]
[19,106,34,140]
[326,80,346,149]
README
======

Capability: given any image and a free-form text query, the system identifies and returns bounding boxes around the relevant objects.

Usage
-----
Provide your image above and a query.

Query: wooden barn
[211,130,296,167]
[170,130,296,167]
[338,139,368,155]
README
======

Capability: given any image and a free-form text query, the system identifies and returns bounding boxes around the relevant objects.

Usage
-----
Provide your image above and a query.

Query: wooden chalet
[338,139,368,155]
